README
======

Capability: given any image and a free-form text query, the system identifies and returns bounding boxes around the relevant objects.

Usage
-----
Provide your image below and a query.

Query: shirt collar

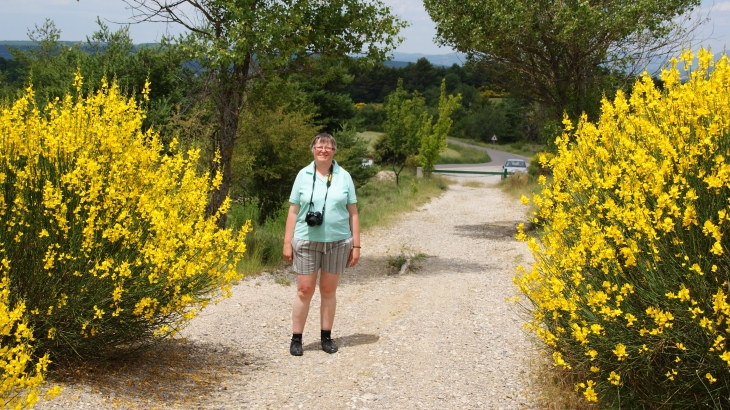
[305,160,339,175]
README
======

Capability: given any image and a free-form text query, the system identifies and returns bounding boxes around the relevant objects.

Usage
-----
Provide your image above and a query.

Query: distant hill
[0,41,45,59]
[1,41,467,67]
[0,41,165,60]
[386,52,467,67]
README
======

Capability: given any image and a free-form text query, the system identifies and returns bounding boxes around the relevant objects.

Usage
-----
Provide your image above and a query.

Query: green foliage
[333,125,377,188]
[418,79,462,176]
[353,103,386,132]
[293,61,358,133]
[451,97,528,143]
[3,19,191,142]
[234,106,319,225]
[229,202,288,274]
[8,19,84,104]
[345,59,494,104]
[375,79,461,180]
[376,79,429,184]
[424,0,702,120]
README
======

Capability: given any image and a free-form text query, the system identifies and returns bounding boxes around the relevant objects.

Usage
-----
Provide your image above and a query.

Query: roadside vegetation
[449,137,544,159]
[435,142,492,164]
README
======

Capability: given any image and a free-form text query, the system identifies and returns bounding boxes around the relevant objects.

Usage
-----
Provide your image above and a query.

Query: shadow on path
[454,220,522,240]
[302,333,380,351]
[49,341,257,406]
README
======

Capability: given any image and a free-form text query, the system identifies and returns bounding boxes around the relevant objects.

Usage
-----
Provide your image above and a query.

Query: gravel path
[37,173,537,409]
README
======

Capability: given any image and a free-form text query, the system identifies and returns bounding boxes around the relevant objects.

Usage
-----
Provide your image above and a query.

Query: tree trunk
[206,55,250,228]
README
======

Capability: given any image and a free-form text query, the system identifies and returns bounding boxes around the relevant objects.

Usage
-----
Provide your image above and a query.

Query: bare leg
[319,270,340,330]
[292,273,318,334]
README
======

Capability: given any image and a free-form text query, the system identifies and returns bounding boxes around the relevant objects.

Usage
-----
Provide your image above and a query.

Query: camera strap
[307,162,334,217]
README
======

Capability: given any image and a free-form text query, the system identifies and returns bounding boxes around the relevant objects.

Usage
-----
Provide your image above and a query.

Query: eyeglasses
[314,146,333,152]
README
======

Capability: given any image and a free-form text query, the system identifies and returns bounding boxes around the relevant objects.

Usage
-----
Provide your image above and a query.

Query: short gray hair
[310,133,337,153]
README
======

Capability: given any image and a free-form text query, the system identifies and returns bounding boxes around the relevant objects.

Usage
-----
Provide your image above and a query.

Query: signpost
[491,134,497,144]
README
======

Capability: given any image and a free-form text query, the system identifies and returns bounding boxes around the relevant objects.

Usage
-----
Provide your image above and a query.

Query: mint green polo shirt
[289,160,357,242]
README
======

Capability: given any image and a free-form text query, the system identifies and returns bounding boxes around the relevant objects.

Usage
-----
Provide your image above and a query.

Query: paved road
[433,139,528,173]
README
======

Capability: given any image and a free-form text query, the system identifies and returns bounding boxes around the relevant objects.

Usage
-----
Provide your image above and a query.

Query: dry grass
[356,131,383,152]
[461,180,486,188]
[526,346,598,410]
[500,172,530,195]
[439,147,461,158]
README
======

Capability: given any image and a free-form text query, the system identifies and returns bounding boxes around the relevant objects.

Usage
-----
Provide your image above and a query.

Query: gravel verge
[36,172,537,409]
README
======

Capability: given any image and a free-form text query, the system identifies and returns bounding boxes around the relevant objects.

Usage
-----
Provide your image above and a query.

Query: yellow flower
[583,380,598,402]
[608,371,621,386]
[613,343,628,361]
[552,351,571,369]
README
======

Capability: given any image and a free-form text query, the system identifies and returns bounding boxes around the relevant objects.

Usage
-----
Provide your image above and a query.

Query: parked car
[503,159,527,174]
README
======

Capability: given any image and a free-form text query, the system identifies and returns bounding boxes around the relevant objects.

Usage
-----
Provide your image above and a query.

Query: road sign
[491,134,497,144]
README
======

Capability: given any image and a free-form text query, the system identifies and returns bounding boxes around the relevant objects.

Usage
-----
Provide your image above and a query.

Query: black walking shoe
[321,337,338,354]
[290,339,303,356]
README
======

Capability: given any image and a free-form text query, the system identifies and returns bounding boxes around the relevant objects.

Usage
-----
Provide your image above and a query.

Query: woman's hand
[283,204,299,265]
[283,243,293,265]
[348,247,360,267]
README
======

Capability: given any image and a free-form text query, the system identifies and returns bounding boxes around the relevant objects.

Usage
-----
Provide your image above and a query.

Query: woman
[283,133,361,356]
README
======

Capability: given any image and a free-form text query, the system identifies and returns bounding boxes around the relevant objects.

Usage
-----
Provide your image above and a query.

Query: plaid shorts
[291,237,353,274]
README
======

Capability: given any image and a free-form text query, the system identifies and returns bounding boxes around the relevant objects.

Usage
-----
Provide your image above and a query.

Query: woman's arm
[283,203,300,264]
[347,203,360,267]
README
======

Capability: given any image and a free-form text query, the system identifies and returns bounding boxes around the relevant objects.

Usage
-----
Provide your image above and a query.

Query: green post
[502,168,508,179]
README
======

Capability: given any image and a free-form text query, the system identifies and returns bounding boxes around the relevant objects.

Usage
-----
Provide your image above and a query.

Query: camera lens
[305,211,322,226]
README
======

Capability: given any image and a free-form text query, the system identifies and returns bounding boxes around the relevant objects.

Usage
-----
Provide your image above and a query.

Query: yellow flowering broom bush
[516,50,730,408]
[0,74,249,363]
[0,273,61,409]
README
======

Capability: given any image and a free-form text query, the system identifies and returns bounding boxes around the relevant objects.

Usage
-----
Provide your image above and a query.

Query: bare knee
[297,283,316,299]
[320,283,338,298]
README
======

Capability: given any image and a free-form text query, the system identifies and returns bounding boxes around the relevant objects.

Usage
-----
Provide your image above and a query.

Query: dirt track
[37,174,537,409]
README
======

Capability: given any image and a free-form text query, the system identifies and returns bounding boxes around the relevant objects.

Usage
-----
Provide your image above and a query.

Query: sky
[1,0,730,55]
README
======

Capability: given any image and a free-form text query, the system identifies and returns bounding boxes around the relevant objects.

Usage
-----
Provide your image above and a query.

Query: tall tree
[124,0,405,226]
[423,0,704,120]
[375,79,424,185]
[418,79,461,177]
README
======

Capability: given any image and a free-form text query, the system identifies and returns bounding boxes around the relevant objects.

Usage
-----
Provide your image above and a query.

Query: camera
[305,211,323,226]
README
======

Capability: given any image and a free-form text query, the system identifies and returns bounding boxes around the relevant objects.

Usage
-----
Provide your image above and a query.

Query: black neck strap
[308,162,334,216]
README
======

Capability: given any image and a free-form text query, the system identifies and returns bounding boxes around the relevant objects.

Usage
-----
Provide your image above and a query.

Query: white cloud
[710,1,730,11]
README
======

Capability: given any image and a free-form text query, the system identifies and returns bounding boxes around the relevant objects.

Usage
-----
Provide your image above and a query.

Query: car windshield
[506,160,525,167]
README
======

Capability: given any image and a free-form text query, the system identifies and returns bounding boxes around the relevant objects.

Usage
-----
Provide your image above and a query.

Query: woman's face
[312,142,335,162]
